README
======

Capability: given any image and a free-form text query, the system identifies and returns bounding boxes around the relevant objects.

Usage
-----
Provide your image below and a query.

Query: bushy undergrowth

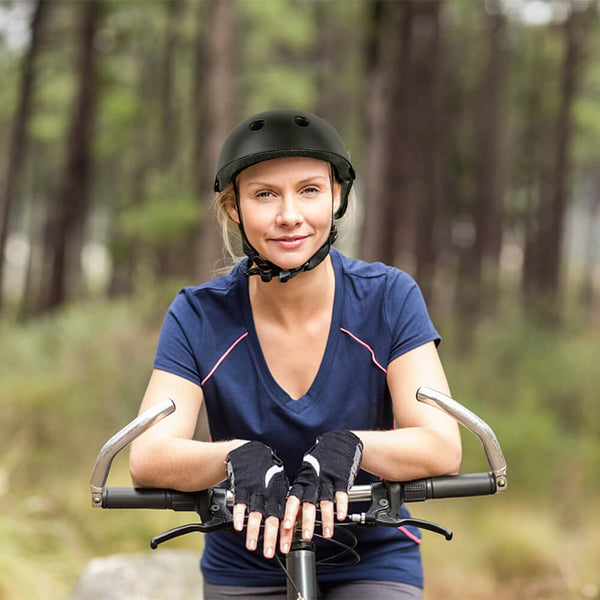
[439,309,600,498]
[0,291,598,599]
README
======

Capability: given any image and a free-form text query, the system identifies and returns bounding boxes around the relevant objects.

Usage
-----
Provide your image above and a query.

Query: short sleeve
[385,271,440,362]
[153,291,202,387]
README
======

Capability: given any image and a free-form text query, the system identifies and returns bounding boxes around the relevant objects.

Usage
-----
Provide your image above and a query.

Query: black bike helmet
[214,109,355,219]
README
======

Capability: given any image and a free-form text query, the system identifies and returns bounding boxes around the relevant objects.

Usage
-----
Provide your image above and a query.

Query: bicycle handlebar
[100,471,497,512]
[89,387,507,548]
[89,386,507,540]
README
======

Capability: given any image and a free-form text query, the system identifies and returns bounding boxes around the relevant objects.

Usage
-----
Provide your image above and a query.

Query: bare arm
[129,369,246,492]
[280,341,462,553]
[356,341,462,481]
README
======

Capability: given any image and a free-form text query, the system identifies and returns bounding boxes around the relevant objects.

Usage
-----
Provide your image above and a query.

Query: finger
[232,503,247,531]
[335,491,349,521]
[301,502,316,540]
[282,495,301,531]
[320,499,334,538]
[245,510,263,552]
[262,515,279,559]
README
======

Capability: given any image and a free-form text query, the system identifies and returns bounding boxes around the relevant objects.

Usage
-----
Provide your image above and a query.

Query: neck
[248,255,335,325]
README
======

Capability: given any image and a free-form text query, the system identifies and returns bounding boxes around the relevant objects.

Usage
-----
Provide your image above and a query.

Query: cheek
[237,202,270,234]
[307,203,333,229]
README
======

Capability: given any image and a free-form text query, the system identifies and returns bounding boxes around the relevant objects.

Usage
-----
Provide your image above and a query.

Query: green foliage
[440,308,600,496]
[240,0,317,113]
[573,16,600,166]
[119,173,201,246]
[29,68,75,142]
[0,289,187,599]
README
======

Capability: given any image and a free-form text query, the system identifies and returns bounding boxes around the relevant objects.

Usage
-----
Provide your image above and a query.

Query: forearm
[355,427,462,482]
[129,437,246,492]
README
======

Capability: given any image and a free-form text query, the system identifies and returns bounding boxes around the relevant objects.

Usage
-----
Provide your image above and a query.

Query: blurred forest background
[1,0,599,598]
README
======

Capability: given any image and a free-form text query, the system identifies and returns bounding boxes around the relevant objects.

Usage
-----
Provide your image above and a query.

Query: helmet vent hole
[249,119,266,132]
[293,115,310,127]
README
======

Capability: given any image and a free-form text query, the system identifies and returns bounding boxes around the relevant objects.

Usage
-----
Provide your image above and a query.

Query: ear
[226,199,240,224]
[332,181,343,216]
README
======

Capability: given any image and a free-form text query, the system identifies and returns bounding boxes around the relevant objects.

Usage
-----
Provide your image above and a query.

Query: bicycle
[90,386,507,600]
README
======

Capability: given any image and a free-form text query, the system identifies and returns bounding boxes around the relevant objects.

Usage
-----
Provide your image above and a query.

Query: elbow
[444,435,462,476]
[129,442,159,488]
[129,457,148,489]
[447,446,462,476]
[429,428,462,477]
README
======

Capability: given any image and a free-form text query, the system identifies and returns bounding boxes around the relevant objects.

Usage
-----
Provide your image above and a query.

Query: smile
[271,236,308,249]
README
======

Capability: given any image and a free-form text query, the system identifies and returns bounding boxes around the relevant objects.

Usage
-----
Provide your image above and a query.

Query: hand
[226,441,289,558]
[280,430,363,551]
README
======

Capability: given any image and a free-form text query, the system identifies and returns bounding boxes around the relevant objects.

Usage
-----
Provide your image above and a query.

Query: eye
[301,185,321,196]
[255,190,274,199]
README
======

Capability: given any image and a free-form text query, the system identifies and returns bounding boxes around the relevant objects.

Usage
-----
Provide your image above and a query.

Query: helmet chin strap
[233,170,338,284]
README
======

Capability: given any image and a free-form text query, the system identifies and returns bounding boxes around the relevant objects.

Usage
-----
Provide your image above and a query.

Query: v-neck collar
[238,251,344,406]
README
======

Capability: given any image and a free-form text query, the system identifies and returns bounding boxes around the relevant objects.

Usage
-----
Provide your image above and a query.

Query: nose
[276,194,303,227]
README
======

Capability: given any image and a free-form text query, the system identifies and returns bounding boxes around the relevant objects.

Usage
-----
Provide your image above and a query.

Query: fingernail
[284,520,292,529]
[324,527,331,538]
[303,529,310,539]
[248,539,256,551]
[282,543,289,553]
[265,547,273,558]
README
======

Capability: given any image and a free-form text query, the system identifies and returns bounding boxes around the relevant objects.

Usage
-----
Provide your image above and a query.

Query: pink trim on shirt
[201,332,249,387]
[399,526,422,544]
[340,327,387,374]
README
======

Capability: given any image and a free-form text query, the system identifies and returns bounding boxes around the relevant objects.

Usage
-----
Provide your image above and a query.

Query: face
[229,157,340,272]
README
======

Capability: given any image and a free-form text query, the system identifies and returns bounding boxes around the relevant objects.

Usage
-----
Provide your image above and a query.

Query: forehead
[237,156,330,185]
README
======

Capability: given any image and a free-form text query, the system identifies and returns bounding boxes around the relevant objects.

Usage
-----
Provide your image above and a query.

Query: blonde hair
[214,183,245,272]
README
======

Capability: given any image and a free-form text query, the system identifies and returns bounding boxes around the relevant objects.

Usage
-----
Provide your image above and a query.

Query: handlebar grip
[401,473,496,502]
[102,487,198,512]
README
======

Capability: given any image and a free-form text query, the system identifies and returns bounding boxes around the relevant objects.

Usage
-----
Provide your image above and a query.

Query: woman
[129,109,461,599]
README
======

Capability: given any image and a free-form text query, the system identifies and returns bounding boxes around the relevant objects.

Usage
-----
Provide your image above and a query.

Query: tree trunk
[0,0,48,310]
[529,4,588,322]
[520,46,548,306]
[580,170,600,312]
[474,5,507,309]
[360,1,409,266]
[412,0,444,302]
[37,0,102,312]
[159,0,183,171]
[388,1,415,268]
[157,0,190,279]
[193,0,240,282]
[541,7,583,296]
[455,3,508,322]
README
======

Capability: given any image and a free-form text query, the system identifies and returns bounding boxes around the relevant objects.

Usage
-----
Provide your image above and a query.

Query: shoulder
[169,267,241,311]
[163,267,247,335]
[332,249,419,299]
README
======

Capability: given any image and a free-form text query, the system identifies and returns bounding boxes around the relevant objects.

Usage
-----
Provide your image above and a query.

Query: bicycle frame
[90,387,507,600]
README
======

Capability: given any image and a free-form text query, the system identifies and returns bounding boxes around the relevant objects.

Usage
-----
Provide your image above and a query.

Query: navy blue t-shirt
[153,249,440,588]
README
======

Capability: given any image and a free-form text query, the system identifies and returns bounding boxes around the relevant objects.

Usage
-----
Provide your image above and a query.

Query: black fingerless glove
[226,441,289,520]
[289,430,363,505]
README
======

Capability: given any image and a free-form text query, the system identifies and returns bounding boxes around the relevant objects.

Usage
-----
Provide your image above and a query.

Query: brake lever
[150,488,233,549]
[348,482,453,541]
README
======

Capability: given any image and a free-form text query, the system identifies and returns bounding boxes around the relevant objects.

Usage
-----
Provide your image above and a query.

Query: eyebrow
[244,175,330,188]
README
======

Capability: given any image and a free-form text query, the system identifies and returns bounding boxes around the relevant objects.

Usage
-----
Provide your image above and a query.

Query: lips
[271,235,308,249]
